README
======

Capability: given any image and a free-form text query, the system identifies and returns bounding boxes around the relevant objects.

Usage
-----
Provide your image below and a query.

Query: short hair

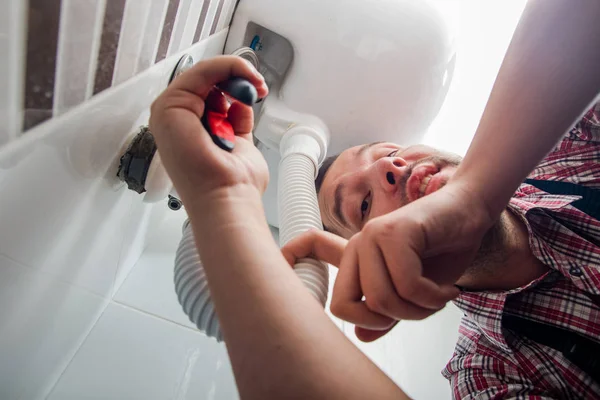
[315,154,340,194]
[315,155,340,234]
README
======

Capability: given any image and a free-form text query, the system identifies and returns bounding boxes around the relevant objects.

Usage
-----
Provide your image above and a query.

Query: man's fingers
[333,301,396,330]
[393,270,459,311]
[281,230,347,267]
[331,237,395,330]
[170,55,268,100]
[205,87,230,114]
[384,237,459,310]
[358,236,436,320]
[151,56,267,155]
[227,101,254,141]
[355,323,397,342]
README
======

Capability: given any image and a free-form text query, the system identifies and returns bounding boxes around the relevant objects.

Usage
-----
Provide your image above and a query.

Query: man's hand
[282,181,493,342]
[149,56,269,207]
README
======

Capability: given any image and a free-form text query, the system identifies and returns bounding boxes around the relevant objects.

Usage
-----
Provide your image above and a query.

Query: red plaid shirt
[442,102,600,399]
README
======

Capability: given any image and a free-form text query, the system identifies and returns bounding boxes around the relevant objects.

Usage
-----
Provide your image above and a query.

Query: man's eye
[360,192,371,219]
[387,150,398,157]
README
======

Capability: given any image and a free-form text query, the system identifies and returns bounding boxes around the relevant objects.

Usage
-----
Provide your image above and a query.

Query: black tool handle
[216,77,258,105]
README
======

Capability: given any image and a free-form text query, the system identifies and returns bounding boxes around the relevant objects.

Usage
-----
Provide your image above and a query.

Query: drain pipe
[277,126,329,304]
[174,125,329,341]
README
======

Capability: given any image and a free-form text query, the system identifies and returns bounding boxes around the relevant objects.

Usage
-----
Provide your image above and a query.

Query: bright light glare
[424,1,528,156]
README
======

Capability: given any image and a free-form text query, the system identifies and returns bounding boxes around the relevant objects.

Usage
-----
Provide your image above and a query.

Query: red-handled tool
[202,77,258,152]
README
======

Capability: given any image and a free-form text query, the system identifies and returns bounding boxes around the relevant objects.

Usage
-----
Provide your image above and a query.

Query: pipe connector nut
[279,125,328,178]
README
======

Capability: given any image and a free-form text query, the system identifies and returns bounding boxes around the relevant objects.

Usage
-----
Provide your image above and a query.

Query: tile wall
[0,0,238,398]
[0,0,237,144]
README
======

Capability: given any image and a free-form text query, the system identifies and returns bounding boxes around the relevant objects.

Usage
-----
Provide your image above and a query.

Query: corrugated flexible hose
[173,152,328,341]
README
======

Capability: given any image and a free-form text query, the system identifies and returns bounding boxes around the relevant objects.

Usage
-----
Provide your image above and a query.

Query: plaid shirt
[442,101,600,399]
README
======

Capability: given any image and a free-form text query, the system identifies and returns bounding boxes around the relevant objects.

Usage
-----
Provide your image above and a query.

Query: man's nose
[376,157,407,192]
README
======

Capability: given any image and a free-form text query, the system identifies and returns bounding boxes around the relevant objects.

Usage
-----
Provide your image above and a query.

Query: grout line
[85,0,107,100]
[109,195,137,298]
[0,252,109,300]
[43,296,203,399]
[110,205,174,299]
[110,299,202,333]
[43,297,111,400]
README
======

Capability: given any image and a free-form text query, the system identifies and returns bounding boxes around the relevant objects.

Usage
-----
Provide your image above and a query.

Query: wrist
[183,183,267,232]
[444,178,497,232]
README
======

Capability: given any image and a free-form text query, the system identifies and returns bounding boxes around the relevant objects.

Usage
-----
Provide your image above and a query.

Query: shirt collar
[454,189,582,352]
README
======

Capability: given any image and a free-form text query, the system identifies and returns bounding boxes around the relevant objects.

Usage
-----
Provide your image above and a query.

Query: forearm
[184,186,406,400]
[455,0,600,218]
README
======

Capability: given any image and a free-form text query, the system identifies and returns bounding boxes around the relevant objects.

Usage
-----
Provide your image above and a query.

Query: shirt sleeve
[445,353,556,400]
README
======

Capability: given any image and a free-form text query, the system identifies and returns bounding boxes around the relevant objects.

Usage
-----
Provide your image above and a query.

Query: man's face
[318,142,462,238]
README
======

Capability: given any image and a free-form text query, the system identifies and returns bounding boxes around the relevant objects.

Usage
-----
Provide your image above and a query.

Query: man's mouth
[418,174,433,197]
[405,164,440,202]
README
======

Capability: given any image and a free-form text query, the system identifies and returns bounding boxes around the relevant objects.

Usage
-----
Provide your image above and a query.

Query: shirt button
[569,267,583,277]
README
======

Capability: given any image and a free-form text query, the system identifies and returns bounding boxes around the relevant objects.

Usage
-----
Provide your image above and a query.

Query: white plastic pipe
[277,126,329,305]
[174,219,223,341]
[174,126,329,341]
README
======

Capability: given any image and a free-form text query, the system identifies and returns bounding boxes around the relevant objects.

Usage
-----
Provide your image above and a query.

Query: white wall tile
[135,0,170,75]
[177,0,205,53]
[390,305,461,399]
[113,208,194,328]
[48,303,238,400]
[0,255,108,400]
[112,0,153,86]
[0,24,231,400]
[166,0,193,58]
[112,0,174,85]
[54,0,106,115]
[199,0,221,41]
[0,0,26,145]
[216,0,236,33]
[0,31,228,297]
[86,0,108,99]
[112,199,169,296]
[343,304,461,399]
[0,132,136,296]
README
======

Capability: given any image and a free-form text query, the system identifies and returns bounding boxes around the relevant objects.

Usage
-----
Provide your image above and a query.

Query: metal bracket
[169,54,194,84]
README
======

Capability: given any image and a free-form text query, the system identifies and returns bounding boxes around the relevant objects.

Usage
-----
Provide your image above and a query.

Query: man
[293,102,600,398]
[279,1,600,396]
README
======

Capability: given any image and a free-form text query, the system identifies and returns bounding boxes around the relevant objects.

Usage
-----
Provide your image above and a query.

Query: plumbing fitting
[117,126,156,194]
[231,47,259,69]
[279,125,328,179]
[116,125,181,207]
[167,195,182,211]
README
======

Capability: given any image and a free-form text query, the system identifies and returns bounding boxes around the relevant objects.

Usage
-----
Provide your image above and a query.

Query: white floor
[40,208,461,399]
[113,210,198,330]
[0,255,108,400]
[47,303,237,400]
[44,209,239,400]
